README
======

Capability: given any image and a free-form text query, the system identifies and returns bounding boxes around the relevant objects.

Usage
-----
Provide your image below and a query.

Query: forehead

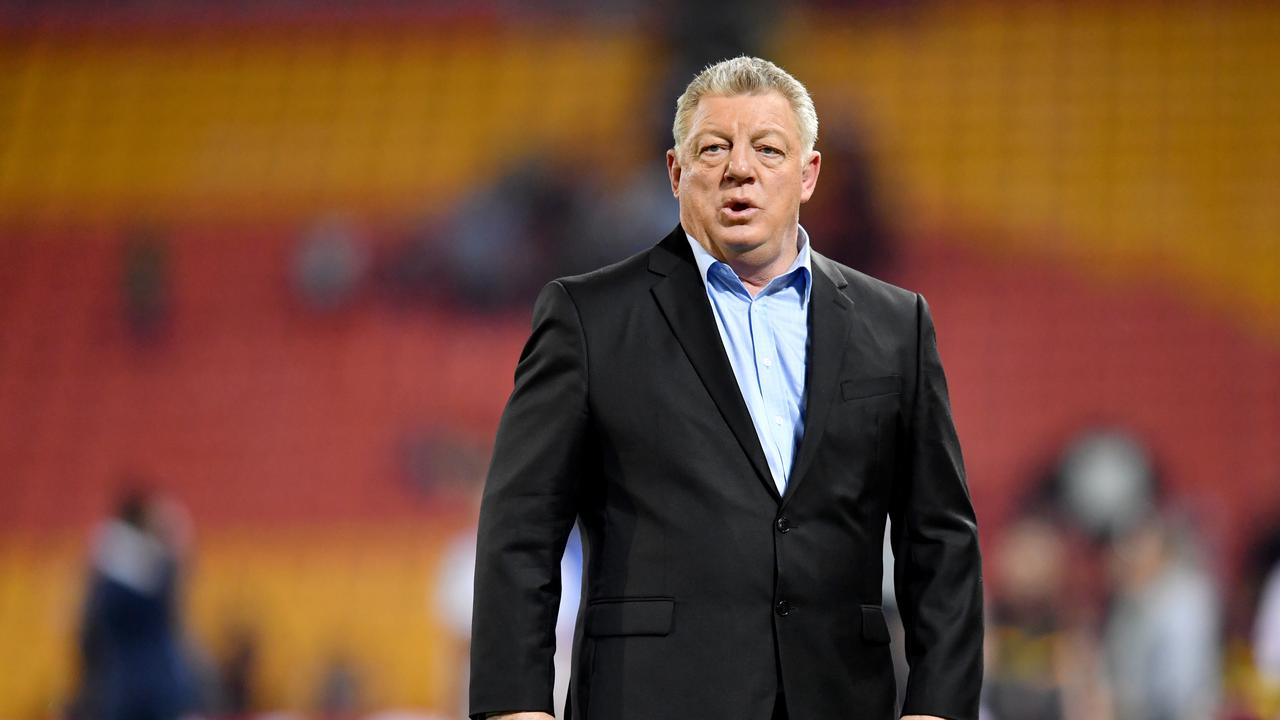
[688,91,799,141]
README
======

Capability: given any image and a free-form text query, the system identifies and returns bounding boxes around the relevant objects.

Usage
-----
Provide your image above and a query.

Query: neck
[696,227,800,297]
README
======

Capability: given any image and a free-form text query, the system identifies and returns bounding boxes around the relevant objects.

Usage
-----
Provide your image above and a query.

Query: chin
[711,224,769,252]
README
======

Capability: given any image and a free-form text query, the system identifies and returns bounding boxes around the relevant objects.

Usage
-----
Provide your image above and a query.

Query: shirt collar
[685,225,813,302]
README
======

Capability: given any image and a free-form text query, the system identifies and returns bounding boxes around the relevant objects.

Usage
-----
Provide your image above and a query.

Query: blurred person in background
[470,56,982,720]
[121,226,172,345]
[315,651,363,719]
[1103,512,1221,720]
[436,504,582,719]
[984,514,1072,720]
[791,129,897,280]
[70,487,200,720]
[442,158,595,310]
[1252,521,1280,713]
[213,623,258,718]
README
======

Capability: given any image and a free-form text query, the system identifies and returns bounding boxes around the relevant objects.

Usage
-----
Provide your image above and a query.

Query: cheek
[686,174,718,200]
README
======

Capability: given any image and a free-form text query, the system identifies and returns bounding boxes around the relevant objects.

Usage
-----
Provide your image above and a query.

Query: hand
[487,714,554,720]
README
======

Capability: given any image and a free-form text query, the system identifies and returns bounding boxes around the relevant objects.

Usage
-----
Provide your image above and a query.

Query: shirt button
[776,517,792,534]
[775,600,792,616]
[762,357,773,368]
[773,415,784,427]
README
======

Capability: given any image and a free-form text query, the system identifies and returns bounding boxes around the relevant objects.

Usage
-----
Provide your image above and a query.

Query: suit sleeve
[891,293,984,720]
[469,281,590,719]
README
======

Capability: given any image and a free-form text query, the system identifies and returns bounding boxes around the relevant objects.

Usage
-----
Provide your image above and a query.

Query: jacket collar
[648,225,853,505]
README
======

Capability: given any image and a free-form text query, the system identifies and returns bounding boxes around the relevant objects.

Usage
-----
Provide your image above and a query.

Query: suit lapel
[783,252,853,508]
[648,227,780,503]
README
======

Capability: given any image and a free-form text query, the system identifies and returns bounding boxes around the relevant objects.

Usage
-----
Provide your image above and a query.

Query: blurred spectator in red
[1103,512,1221,720]
[70,487,200,720]
[291,215,371,313]
[121,227,172,344]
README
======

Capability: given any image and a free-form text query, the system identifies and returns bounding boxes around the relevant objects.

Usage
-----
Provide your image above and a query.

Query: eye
[757,145,782,158]
[700,143,727,156]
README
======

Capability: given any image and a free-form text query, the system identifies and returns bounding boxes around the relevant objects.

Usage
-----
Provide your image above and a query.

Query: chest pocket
[841,374,901,401]
[832,374,903,482]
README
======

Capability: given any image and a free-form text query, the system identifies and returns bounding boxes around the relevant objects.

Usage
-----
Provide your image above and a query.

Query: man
[470,56,982,720]
[72,489,197,720]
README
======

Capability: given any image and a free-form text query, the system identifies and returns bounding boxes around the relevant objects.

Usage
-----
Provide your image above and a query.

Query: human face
[667,91,820,268]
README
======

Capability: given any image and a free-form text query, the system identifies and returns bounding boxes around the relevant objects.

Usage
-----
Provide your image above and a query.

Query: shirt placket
[751,292,791,489]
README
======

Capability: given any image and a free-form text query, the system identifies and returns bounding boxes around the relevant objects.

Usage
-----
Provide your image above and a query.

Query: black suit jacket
[470,226,983,720]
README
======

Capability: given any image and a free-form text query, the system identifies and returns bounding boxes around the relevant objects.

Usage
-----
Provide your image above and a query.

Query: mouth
[720,199,759,221]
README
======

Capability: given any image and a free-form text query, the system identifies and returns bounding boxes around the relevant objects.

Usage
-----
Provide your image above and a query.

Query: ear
[799,150,822,204]
[666,148,682,198]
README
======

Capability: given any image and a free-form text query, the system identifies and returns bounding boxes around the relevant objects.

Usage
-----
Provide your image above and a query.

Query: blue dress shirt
[686,228,812,494]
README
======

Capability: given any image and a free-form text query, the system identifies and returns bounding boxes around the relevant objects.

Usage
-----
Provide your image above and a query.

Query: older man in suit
[469,56,983,720]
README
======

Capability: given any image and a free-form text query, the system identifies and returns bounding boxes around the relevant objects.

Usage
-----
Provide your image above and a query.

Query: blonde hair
[672,56,819,158]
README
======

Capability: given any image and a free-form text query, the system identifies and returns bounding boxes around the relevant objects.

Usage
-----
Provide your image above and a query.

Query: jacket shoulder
[816,253,920,316]
[549,246,656,304]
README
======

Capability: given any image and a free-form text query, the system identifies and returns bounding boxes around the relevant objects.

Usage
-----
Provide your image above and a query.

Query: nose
[724,145,755,183]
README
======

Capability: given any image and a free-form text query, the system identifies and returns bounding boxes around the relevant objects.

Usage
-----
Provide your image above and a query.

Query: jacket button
[775,516,792,533]
[775,600,792,616]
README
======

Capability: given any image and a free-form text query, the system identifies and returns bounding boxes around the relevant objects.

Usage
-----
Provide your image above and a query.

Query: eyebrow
[751,129,789,145]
